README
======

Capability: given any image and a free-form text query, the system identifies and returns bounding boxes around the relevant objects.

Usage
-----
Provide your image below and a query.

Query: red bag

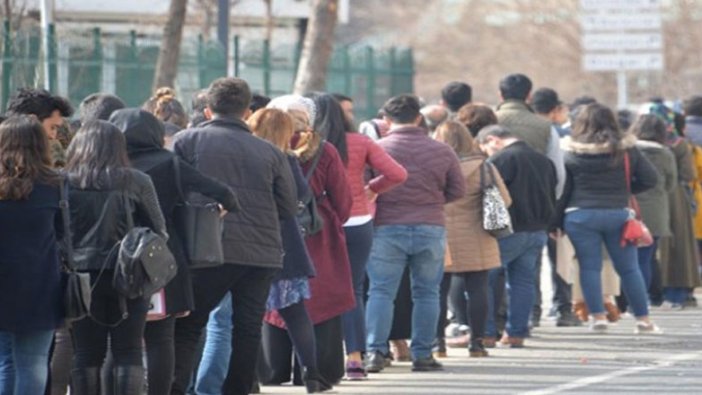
[620,152,654,247]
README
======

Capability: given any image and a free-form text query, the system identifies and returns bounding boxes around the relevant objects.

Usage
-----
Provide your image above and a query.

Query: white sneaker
[589,319,608,332]
[634,321,663,334]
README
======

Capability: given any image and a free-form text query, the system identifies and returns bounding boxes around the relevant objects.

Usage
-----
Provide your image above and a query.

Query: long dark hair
[572,103,625,155]
[65,120,131,189]
[306,92,349,164]
[0,115,59,200]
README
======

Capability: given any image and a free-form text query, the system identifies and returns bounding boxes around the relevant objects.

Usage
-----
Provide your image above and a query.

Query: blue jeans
[195,293,232,395]
[0,329,54,395]
[365,225,446,360]
[565,209,650,318]
[342,222,374,354]
[663,287,688,304]
[485,231,547,338]
[637,237,658,290]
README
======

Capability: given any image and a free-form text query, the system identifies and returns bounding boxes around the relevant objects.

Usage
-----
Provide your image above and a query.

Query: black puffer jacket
[69,169,167,271]
[173,117,297,269]
[110,108,240,314]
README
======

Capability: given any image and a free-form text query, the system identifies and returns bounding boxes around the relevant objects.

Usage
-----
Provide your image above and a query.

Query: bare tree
[154,0,188,90]
[263,0,273,42]
[293,0,338,94]
[191,0,240,40]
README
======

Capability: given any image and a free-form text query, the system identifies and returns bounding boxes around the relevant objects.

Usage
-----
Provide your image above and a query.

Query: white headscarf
[267,94,317,127]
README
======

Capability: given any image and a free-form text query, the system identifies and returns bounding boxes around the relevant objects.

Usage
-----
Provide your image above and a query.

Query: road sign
[580,0,662,11]
[583,53,664,71]
[582,33,662,51]
[581,14,662,31]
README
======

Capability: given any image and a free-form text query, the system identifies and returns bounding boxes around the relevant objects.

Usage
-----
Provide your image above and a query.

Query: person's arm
[177,157,241,212]
[491,163,512,208]
[365,138,408,194]
[444,151,467,203]
[288,155,309,202]
[547,127,566,199]
[134,172,168,239]
[323,145,353,224]
[675,141,697,183]
[631,148,659,194]
[173,132,195,166]
[551,166,573,232]
[273,151,298,220]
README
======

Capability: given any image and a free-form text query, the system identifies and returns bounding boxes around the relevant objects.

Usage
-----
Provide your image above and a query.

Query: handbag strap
[624,152,643,219]
[58,178,76,272]
[304,141,325,182]
[480,161,496,191]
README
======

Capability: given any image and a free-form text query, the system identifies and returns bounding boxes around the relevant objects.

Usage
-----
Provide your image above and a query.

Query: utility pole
[40,0,54,90]
[218,0,230,75]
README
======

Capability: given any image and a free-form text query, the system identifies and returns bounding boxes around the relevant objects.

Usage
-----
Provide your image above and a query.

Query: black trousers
[451,271,489,340]
[71,271,148,369]
[258,316,344,386]
[145,316,176,395]
[171,265,277,395]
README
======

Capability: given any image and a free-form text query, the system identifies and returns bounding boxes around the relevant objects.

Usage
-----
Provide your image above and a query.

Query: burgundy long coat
[265,142,354,326]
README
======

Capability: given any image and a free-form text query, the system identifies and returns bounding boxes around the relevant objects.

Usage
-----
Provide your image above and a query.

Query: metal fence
[0,21,414,121]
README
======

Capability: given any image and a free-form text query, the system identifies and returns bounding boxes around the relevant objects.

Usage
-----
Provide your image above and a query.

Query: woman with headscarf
[647,103,702,308]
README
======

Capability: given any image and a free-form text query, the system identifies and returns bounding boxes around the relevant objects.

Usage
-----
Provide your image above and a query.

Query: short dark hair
[499,74,532,101]
[79,93,125,122]
[475,125,516,144]
[332,93,352,103]
[630,114,667,144]
[530,88,562,114]
[683,95,702,117]
[250,93,271,113]
[6,88,73,120]
[206,78,252,118]
[441,82,472,112]
[382,94,421,124]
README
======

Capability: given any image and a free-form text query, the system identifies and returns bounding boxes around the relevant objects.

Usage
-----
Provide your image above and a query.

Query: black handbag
[172,156,225,268]
[297,147,325,237]
[58,180,92,323]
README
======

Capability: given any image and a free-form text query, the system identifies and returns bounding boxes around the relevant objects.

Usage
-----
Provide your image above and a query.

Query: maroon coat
[265,142,354,326]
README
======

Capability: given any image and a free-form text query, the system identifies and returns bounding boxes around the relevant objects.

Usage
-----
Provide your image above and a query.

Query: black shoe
[556,312,583,327]
[112,366,144,395]
[365,351,386,373]
[304,369,333,393]
[412,357,443,372]
[684,294,698,308]
[469,340,489,357]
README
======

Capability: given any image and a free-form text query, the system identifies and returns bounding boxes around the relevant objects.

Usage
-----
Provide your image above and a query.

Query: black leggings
[144,316,176,395]
[451,270,490,340]
[278,301,317,370]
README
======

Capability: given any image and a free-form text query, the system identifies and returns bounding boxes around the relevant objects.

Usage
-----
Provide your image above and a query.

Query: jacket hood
[109,108,165,153]
[561,133,637,154]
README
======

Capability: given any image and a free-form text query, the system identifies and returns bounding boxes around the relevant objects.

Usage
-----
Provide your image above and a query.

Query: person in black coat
[0,115,64,395]
[109,108,240,395]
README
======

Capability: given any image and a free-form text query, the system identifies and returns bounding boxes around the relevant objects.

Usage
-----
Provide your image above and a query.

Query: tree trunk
[153,0,188,90]
[293,0,338,94]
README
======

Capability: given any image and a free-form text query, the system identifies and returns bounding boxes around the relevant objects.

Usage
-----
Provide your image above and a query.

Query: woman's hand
[218,204,228,218]
[365,185,378,203]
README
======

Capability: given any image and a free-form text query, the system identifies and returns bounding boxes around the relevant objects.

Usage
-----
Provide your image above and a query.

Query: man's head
[476,125,519,156]
[683,95,702,117]
[456,104,498,137]
[569,96,597,120]
[205,78,252,119]
[441,82,472,113]
[531,87,568,125]
[420,104,449,132]
[79,93,125,123]
[382,94,422,127]
[499,74,533,102]
[250,93,272,114]
[6,88,74,139]
[332,93,354,125]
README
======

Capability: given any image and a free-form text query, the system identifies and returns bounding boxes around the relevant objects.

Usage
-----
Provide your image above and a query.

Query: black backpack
[297,146,325,237]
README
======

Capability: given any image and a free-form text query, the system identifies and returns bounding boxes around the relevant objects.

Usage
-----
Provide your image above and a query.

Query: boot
[70,367,100,395]
[469,339,489,357]
[112,365,145,395]
[604,302,621,323]
[303,368,332,394]
[573,302,589,322]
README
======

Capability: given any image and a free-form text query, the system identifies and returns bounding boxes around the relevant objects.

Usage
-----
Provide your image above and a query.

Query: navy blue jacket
[0,183,63,331]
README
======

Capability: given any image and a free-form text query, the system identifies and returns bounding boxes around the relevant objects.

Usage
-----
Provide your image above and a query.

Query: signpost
[580,0,663,108]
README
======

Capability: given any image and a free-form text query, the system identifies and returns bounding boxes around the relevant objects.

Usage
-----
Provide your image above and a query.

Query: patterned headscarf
[643,102,681,146]
[266,95,316,127]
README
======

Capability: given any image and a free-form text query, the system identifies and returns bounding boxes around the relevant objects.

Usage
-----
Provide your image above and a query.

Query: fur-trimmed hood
[561,133,637,154]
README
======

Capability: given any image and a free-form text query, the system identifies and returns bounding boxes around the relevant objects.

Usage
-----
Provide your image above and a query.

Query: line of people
[0,72,700,395]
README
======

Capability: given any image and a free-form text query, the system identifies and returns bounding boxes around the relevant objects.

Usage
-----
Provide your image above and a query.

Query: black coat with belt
[110,108,240,314]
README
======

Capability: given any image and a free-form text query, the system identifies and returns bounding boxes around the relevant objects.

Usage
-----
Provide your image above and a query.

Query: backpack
[297,146,325,237]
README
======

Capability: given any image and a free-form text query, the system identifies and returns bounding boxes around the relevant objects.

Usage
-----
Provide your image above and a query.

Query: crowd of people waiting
[0,72,700,395]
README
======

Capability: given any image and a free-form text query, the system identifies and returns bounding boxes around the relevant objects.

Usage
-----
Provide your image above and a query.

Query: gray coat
[635,140,677,237]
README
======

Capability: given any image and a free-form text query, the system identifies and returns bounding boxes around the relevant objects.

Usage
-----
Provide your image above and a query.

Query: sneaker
[365,351,386,373]
[556,312,583,327]
[445,334,470,348]
[411,357,443,372]
[589,319,608,332]
[634,321,663,334]
[345,361,366,381]
[660,301,684,311]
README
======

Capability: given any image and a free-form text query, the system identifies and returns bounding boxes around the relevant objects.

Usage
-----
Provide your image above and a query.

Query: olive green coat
[634,140,677,237]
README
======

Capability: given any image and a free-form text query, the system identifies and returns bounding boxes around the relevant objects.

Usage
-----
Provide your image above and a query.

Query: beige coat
[445,155,512,273]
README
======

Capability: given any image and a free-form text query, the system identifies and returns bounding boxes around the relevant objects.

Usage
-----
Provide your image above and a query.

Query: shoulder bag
[172,156,225,268]
[480,161,513,239]
[620,152,654,247]
[59,179,92,323]
[297,145,325,237]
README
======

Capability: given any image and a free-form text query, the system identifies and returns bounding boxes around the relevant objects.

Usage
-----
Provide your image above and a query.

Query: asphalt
[260,262,702,395]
